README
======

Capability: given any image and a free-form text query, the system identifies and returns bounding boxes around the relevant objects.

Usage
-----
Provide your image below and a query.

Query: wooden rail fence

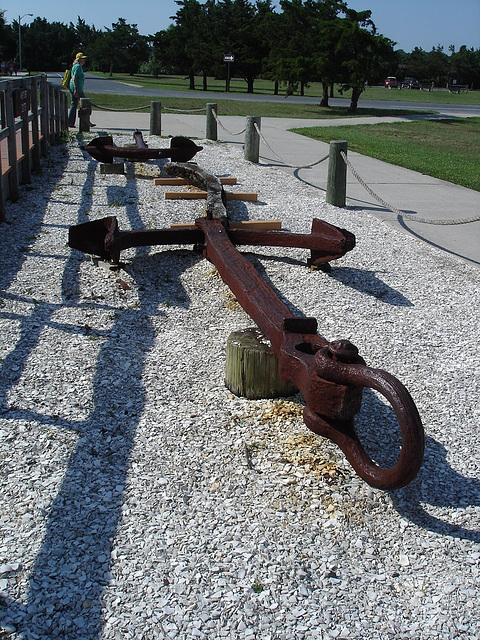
[0,74,68,219]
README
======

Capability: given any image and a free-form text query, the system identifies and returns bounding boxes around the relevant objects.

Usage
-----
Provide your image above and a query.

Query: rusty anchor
[68,162,424,490]
[82,130,203,164]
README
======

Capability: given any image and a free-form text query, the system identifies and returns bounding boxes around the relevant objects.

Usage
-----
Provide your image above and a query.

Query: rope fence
[86,100,478,227]
[339,151,480,226]
[253,122,329,170]
[163,106,206,113]
[90,101,206,114]
[211,109,246,136]
[90,101,151,112]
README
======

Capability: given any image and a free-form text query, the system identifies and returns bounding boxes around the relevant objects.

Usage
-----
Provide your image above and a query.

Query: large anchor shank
[197,217,424,490]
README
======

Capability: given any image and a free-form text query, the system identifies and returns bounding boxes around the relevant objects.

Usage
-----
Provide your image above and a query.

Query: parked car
[384,76,398,88]
[401,77,420,89]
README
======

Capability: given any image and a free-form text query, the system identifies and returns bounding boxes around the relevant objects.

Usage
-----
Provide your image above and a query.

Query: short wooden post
[79,97,92,133]
[225,328,297,399]
[206,103,217,141]
[244,116,261,163]
[150,101,162,135]
[326,140,348,207]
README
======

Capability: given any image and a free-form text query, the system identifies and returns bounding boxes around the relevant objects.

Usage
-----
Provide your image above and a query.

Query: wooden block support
[225,327,297,399]
[154,176,237,186]
[164,191,258,201]
[99,163,125,175]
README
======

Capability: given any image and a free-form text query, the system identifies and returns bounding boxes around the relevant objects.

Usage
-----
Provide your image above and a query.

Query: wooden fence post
[48,83,56,145]
[5,83,19,202]
[326,140,348,207]
[19,80,31,184]
[79,97,92,133]
[61,89,68,134]
[31,77,42,172]
[206,103,217,141]
[244,116,261,163]
[39,75,49,156]
[0,88,4,218]
[150,101,162,136]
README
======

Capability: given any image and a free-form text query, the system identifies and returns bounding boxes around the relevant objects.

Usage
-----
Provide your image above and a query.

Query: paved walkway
[84,109,480,268]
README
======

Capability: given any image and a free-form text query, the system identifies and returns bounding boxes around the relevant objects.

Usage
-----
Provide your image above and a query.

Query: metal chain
[340,151,480,226]
[254,123,329,170]
[211,110,246,136]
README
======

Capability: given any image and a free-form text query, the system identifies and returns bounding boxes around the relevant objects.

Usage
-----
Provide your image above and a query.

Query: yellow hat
[75,52,87,60]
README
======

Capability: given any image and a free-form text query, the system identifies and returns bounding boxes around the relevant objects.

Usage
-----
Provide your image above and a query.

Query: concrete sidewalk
[85,109,480,268]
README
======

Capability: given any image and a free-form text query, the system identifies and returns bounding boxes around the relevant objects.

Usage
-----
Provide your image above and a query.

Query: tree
[449,45,480,88]
[311,1,349,106]
[334,9,396,112]
[210,0,274,93]
[18,18,77,71]
[148,25,183,76]
[88,18,149,74]
[0,10,17,63]
[169,0,205,90]
[71,17,99,55]
[265,0,319,97]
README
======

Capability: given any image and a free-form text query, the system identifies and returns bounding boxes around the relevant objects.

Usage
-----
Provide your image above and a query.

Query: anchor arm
[68,216,203,264]
[228,218,355,266]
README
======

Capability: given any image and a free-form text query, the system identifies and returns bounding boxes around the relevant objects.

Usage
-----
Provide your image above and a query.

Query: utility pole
[18,13,33,71]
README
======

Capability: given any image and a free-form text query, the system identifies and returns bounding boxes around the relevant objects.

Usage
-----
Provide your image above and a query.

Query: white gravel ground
[0,134,479,640]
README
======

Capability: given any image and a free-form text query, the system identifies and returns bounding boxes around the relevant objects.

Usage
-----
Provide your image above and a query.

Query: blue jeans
[68,91,85,126]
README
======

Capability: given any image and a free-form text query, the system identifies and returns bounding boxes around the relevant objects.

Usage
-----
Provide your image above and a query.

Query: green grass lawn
[291,118,480,191]
[95,72,480,105]
[87,92,429,119]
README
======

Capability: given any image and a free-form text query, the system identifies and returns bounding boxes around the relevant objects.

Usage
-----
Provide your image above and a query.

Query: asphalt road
[46,72,480,118]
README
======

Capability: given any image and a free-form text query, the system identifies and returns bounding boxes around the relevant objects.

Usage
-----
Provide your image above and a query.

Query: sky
[3,0,480,53]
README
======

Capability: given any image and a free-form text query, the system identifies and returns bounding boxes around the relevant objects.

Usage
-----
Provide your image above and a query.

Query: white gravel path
[0,134,479,640]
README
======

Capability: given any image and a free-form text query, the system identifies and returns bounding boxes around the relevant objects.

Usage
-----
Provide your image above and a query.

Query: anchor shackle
[304,343,425,490]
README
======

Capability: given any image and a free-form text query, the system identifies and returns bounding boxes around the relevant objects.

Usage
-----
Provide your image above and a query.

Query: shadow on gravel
[0,152,69,293]
[242,253,412,308]
[392,436,480,543]
[354,390,480,542]
[329,267,413,306]
[398,215,480,269]
[0,158,200,637]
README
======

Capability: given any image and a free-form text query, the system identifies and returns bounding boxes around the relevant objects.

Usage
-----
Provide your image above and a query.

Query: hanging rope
[90,101,151,112]
[163,106,206,113]
[211,110,246,136]
[340,151,480,226]
[90,102,205,114]
[253,122,329,170]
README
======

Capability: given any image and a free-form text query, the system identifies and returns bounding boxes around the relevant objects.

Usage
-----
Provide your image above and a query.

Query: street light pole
[18,13,33,72]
